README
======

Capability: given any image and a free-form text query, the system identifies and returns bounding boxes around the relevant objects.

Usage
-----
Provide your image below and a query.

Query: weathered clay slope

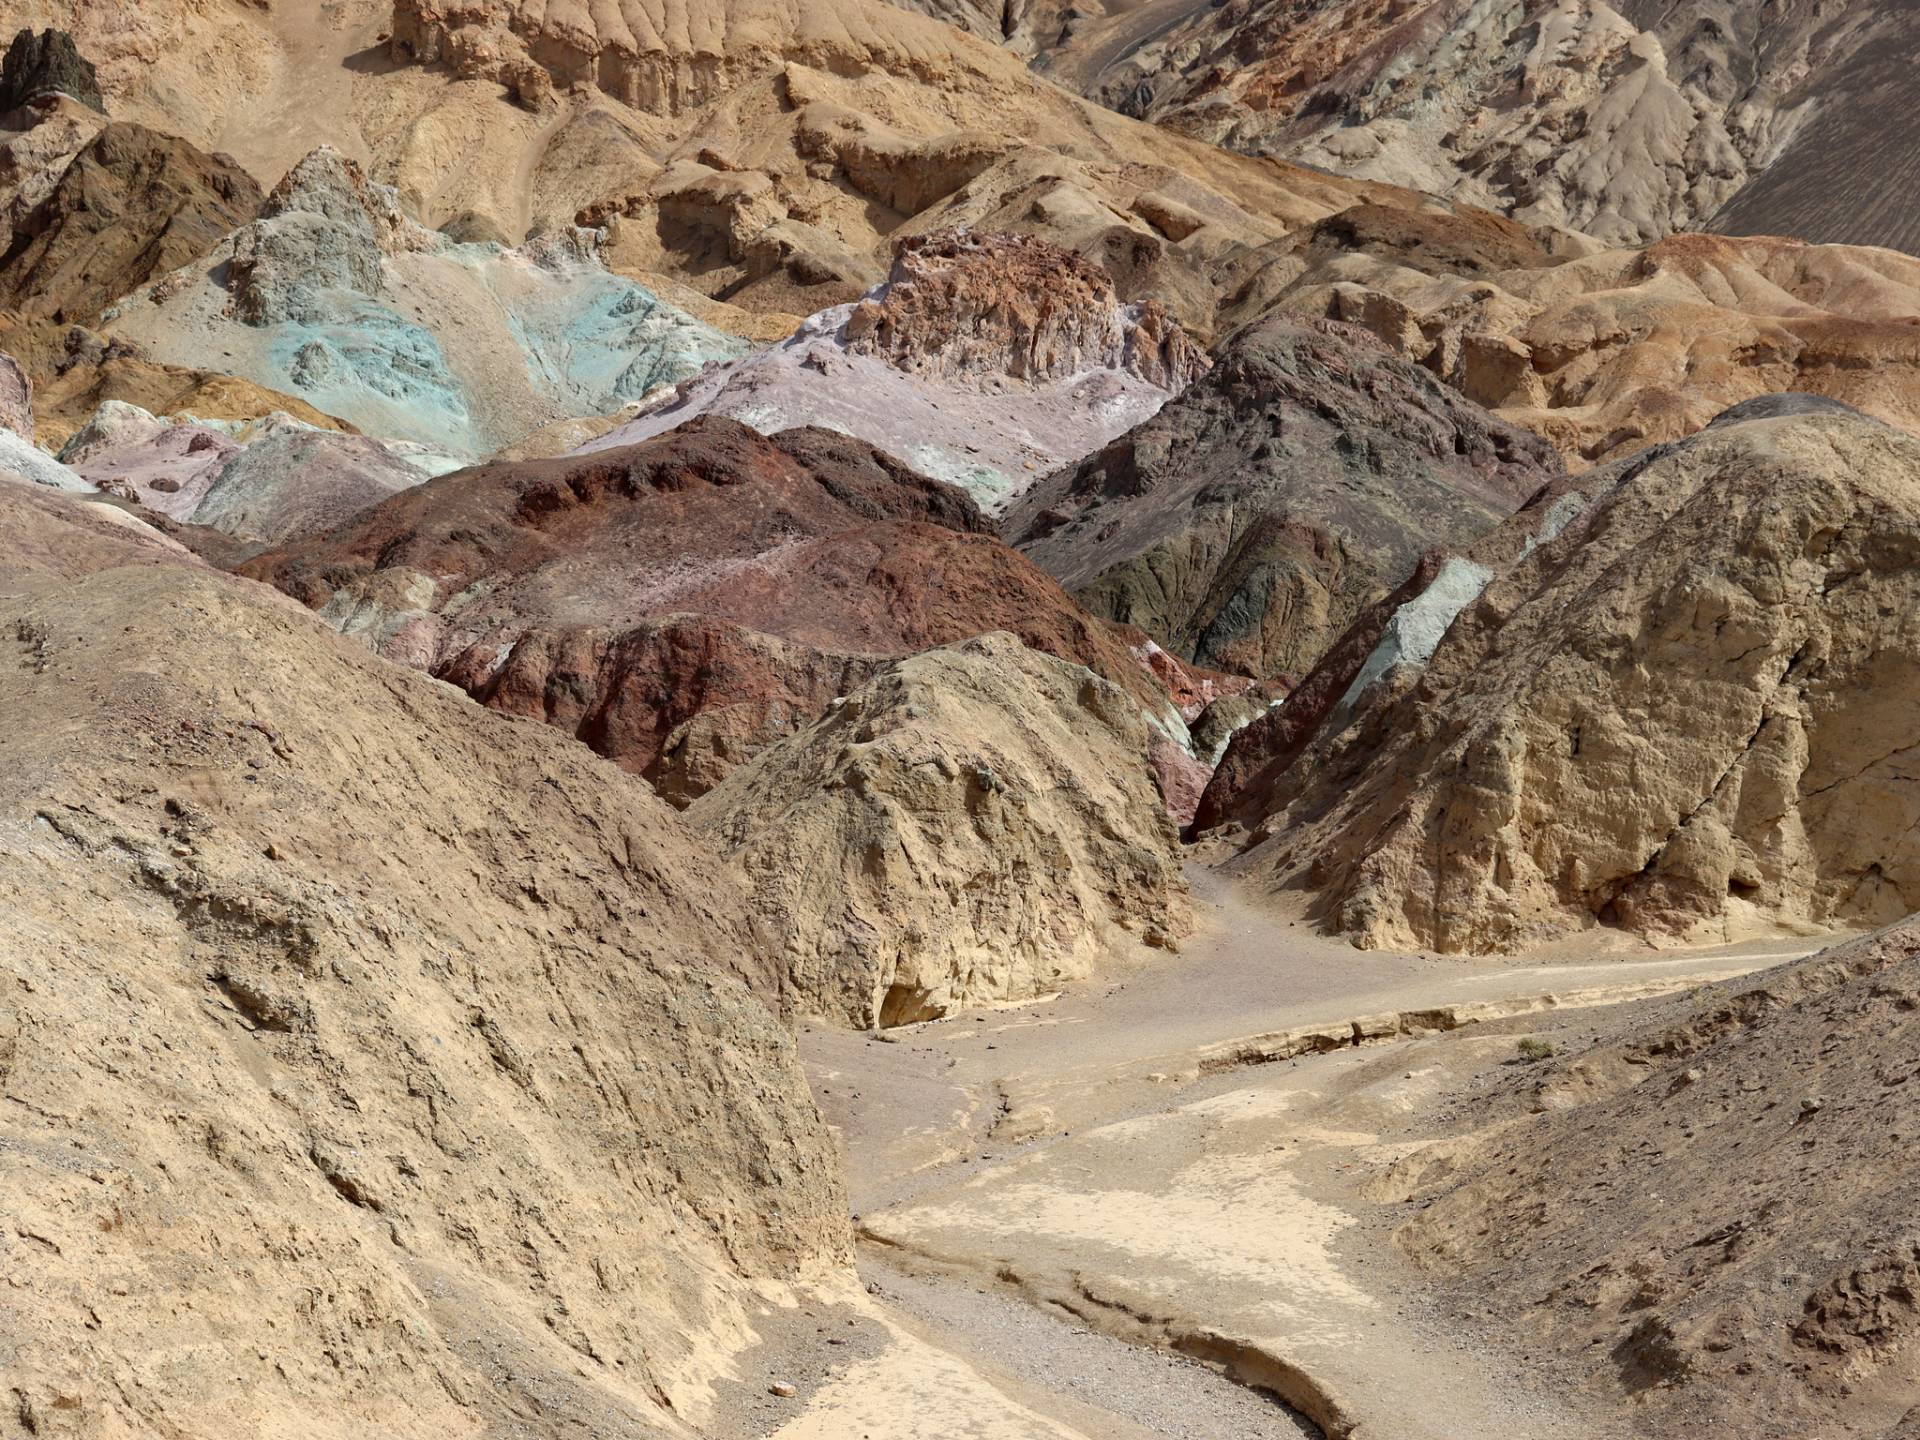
[0,119,262,323]
[1268,221,1920,468]
[0,482,846,1436]
[244,416,1202,801]
[1393,918,1920,1437]
[1097,0,1920,254]
[1212,402,1920,952]
[1007,314,1559,675]
[586,228,1208,510]
[0,310,350,452]
[691,632,1189,1026]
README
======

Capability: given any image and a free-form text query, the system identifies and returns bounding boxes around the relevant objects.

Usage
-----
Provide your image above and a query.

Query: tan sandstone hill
[1204,398,1920,953]
[385,0,1416,332]
[1389,917,1920,1437]
[689,632,1189,1027]
[1256,213,1920,469]
[0,481,847,1436]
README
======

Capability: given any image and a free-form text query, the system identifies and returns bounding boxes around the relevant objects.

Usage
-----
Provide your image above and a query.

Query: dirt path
[748,864,1827,1438]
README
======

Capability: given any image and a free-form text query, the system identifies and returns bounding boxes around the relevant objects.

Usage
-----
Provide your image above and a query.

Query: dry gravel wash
[771,867,1821,1438]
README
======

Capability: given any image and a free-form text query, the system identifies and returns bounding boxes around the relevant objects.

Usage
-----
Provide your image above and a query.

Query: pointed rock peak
[263,146,411,245]
[0,28,102,114]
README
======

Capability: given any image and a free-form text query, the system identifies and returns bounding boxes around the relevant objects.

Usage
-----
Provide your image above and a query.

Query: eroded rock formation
[0,120,262,323]
[582,229,1210,510]
[1007,315,1559,675]
[0,481,847,1435]
[244,417,1209,801]
[0,27,101,112]
[691,632,1189,1026]
[1092,0,1920,254]
[1206,400,1920,951]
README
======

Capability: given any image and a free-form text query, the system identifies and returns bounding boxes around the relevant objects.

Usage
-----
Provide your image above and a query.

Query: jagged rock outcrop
[0,120,262,323]
[582,229,1209,511]
[243,417,1209,801]
[103,145,743,456]
[1094,0,1920,254]
[0,27,101,112]
[690,633,1189,1026]
[0,481,847,1436]
[1209,400,1920,951]
[843,230,1207,389]
[1393,918,1920,1437]
[1007,315,1560,675]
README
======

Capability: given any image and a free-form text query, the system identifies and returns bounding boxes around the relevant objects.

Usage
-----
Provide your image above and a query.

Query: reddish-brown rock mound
[246,416,1207,802]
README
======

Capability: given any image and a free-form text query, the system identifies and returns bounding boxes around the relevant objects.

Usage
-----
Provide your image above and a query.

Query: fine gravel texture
[1391,917,1920,1438]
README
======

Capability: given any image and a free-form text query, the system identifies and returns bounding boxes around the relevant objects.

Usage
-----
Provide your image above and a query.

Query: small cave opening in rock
[879,981,947,1029]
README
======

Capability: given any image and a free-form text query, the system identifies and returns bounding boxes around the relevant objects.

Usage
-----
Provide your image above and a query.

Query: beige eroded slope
[1249,216,1920,468]
[1213,402,1920,953]
[690,634,1189,1027]
[0,484,847,1436]
[386,0,1417,332]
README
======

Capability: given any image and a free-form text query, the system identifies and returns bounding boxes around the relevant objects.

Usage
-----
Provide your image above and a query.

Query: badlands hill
[691,632,1189,1027]
[1202,399,1920,952]
[1087,0,1920,254]
[1393,918,1920,1437]
[243,416,1220,803]
[1249,207,1920,469]
[1007,313,1560,675]
[0,482,846,1435]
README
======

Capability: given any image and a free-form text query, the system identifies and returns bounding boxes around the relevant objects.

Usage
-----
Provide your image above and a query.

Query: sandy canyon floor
[703,866,1824,1440]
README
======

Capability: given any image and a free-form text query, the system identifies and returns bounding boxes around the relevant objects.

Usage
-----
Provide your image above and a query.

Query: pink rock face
[1149,733,1213,828]
[67,413,240,519]
[0,352,30,440]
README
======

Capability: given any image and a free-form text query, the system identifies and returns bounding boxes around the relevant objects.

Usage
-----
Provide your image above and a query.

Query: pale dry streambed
[733,867,1820,1439]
